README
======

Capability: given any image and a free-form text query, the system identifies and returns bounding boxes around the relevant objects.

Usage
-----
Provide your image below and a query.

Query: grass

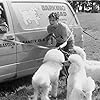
[77,13,100,61]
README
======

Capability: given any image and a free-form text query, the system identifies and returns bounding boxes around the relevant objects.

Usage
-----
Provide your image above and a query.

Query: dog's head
[68,54,85,74]
[43,49,65,63]
[73,46,86,60]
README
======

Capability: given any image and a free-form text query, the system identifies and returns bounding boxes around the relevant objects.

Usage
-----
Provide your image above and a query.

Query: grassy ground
[77,13,100,61]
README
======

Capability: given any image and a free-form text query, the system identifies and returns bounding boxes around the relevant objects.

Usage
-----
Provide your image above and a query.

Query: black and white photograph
[0,0,100,100]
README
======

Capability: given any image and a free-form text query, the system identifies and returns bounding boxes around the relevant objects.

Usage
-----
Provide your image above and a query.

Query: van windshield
[12,2,78,30]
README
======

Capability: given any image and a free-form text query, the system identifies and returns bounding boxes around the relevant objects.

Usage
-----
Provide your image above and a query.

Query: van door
[9,1,83,77]
[8,1,49,78]
[0,2,17,82]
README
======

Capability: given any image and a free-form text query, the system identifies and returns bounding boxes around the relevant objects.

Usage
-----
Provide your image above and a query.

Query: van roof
[11,0,68,2]
[0,0,68,3]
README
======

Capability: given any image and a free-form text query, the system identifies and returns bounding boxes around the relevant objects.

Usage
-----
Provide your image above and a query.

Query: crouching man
[32,49,65,100]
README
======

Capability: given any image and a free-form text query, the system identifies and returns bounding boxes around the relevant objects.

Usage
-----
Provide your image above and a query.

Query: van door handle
[6,35,14,40]
[9,37,14,40]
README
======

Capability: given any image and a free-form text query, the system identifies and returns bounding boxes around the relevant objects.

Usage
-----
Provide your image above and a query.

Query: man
[47,12,74,53]
[47,12,75,80]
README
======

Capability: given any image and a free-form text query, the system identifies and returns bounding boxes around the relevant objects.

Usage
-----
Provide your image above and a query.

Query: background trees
[68,0,100,13]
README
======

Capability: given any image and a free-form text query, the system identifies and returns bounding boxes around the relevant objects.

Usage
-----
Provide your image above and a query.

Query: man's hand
[56,36,63,43]
[47,35,57,47]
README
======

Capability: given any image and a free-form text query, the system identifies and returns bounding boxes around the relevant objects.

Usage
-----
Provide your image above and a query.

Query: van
[0,0,84,82]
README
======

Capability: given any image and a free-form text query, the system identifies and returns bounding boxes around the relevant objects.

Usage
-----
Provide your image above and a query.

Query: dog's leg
[33,87,39,100]
[66,86,72,100]
[50,80,58,98]
[41,85,50,100]
[32,80,39,100]
[66,75,73,100]
[85,92,92,100]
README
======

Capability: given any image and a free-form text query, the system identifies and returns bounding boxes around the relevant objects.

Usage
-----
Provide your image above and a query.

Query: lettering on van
[0,42,15,48]
[41,5,66,11]
[56,12,67,16]
[21,8,40,25]
[21,38,46,44]
[41,5,67,16]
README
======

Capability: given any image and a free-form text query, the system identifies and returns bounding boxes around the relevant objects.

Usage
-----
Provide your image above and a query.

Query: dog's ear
[83,77,95,92]
[68,63,80,74]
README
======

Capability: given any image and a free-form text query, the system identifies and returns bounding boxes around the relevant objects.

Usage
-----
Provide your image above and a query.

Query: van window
[12,2,78,30]
[0,3,9,33]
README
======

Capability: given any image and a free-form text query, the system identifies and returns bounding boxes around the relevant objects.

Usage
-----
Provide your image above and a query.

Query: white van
[0,0,84,82]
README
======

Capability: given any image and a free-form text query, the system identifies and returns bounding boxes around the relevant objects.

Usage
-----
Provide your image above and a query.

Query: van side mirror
[0,30,6,34]
[0,26,7,34]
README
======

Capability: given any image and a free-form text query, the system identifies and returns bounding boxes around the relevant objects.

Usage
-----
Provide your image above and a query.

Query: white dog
[67,54,95,100]
[73,46,87,60]
[32,49,65,100]
[73,46,100,83]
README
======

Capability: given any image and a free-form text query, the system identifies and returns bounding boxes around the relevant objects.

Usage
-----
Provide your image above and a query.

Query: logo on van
[21,8,40,25]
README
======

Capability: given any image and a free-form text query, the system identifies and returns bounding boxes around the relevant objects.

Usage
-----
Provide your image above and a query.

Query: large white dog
[32,49,65,100]
[67,54,95,100]
[73,46,100,82]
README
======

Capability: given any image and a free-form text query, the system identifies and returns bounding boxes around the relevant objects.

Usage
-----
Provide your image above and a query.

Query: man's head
[48,12,59,26]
